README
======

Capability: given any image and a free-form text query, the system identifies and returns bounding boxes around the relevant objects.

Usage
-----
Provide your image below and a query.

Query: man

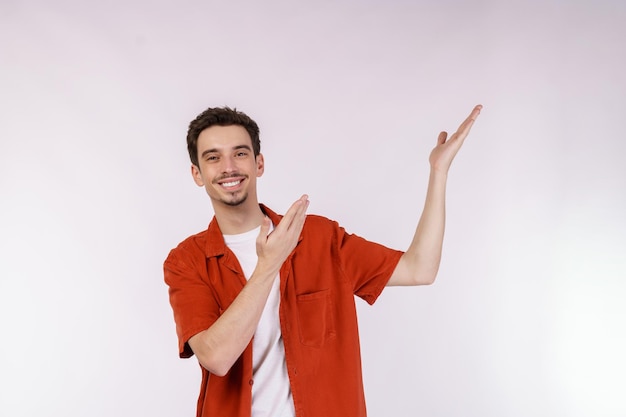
[164,104,482,417]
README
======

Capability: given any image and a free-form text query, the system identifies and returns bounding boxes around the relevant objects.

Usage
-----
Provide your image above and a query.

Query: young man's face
[191,125,264,208]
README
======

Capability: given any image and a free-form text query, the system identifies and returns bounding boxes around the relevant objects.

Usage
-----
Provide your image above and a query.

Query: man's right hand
[256,194,309,270]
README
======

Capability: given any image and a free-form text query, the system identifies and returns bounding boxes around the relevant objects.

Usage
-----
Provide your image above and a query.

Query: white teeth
[222,180,241,187]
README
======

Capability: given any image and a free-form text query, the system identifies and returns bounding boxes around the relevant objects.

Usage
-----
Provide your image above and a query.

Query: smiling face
[191,125,264,210]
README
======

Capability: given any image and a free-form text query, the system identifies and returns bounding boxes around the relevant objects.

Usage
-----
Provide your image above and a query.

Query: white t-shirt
[223,225,295,417]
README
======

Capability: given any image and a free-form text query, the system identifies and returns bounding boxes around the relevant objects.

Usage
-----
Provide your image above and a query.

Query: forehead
[197,125,253,152]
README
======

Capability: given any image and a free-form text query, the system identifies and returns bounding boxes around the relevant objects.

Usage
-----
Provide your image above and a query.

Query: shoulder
[300,214,348,246]
[164,229,209,266]
[303,214,342,232]
[263,203,343,235]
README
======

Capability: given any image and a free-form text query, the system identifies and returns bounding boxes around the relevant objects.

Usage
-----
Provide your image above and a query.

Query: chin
[222,194,248,207]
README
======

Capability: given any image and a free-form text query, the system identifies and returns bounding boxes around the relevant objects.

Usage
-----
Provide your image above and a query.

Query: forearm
[410,168,448,281]
[189,261,280,376]
[389,168,448,286]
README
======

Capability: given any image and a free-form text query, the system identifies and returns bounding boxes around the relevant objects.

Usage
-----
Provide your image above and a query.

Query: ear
[191,165,204,186]
[256,153,265,177]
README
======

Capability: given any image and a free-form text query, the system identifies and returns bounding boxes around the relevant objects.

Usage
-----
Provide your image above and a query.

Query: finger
[290,199,309,234]
[287,197,309,232]
[437,131,448,145]
[277,194,309,230]
[449,104,482,143]
[459,104,482,130]
[470,104,482,118]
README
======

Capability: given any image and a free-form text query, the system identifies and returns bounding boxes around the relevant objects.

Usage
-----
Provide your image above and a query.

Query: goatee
[222,193,248,207]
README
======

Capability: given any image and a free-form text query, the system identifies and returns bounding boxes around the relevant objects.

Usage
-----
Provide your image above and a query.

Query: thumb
[258,216,271,240]
[437,131,448,145]
[256,216,271,254]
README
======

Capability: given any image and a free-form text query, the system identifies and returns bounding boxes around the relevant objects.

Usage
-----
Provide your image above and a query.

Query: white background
[1,0,625,416]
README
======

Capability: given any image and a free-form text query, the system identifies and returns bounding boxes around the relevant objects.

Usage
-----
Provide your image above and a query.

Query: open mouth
[221,180,241,188]
[217,177,245,190]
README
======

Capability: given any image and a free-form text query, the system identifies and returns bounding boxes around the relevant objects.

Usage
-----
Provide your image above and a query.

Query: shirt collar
[204,204,284,258]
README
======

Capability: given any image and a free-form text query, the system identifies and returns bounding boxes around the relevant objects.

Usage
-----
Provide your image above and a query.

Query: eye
[235,151,248,157]
[205,155,219,162]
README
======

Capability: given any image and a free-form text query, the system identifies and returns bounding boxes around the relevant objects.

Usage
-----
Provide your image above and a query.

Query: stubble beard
[222,192,248,207]
[212,173,250,207]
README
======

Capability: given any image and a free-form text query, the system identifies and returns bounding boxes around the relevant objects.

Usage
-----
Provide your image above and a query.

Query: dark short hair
[186,106,260,166]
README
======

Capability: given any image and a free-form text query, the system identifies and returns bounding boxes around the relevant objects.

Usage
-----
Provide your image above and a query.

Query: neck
[212,200,265,235]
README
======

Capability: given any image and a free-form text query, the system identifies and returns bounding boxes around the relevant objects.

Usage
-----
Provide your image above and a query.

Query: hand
[429,104,482,173]
[256,195,309,270]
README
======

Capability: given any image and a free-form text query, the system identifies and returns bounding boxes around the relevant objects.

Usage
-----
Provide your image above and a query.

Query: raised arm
[188,195,309,376]
[387,105,482,286]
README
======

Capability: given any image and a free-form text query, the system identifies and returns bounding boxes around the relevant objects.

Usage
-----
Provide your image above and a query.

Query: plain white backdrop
[1,0,625,416]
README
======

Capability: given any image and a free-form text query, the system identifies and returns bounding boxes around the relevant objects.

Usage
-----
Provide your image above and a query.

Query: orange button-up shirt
[164,205,403,417]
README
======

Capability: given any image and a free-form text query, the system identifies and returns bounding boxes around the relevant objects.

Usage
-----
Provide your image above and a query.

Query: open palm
[429,105,482,173]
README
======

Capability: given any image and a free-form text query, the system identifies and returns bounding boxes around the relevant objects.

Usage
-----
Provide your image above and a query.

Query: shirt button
[248,379,254,385]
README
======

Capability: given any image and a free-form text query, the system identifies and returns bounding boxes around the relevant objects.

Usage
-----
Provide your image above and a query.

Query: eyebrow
[200,144,252,159]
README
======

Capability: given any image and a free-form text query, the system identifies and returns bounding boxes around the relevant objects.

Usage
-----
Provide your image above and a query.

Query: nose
[221,155,237,174]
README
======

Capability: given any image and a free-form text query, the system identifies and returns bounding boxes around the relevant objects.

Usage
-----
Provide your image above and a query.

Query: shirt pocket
[296,289,335,348]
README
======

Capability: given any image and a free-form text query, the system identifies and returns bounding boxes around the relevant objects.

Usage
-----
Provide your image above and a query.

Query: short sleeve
[164,249,220,358]
[334,224,404,305]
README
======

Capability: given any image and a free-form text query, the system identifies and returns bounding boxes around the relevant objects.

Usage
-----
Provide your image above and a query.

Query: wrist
[429,166,449,181]
[251,258,281,283]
